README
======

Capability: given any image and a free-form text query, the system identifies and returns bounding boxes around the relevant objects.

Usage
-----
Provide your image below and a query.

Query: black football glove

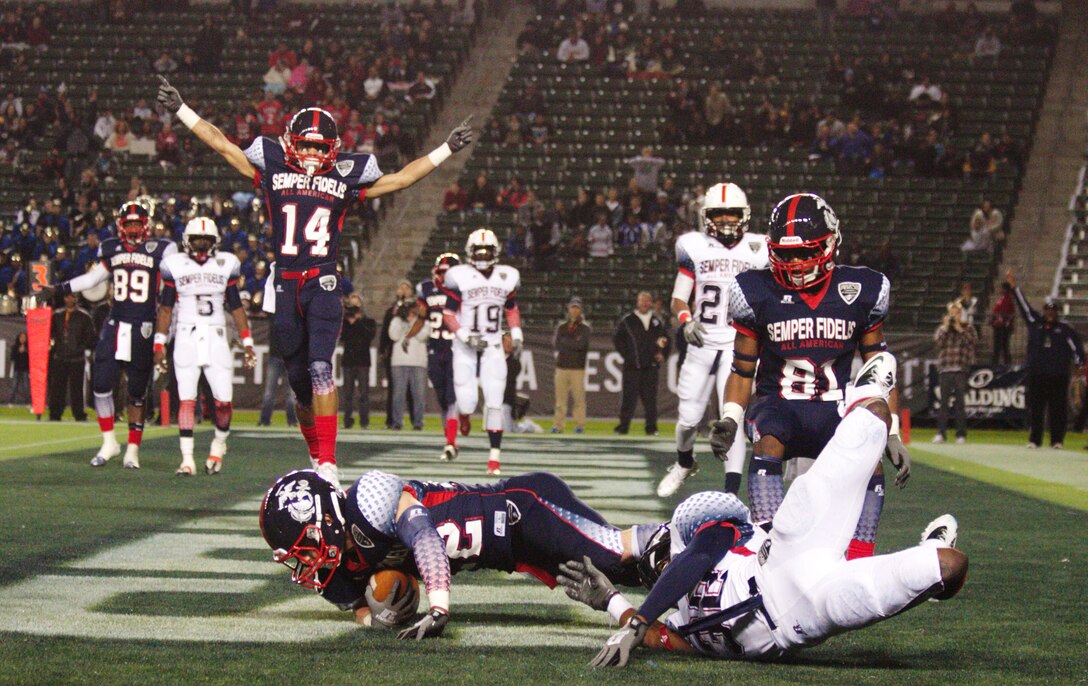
[556,555,617,612]
[590,615,649,668]
[446,115,475,152]
[708,418,739,462]
[885,434,911,488]
[396,608,448,641]
[156,75,184,113]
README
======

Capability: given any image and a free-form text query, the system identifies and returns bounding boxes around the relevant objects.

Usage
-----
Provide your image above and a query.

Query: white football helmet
[183,216,220,264]
[700,182,751,246]
[465,228,500,272]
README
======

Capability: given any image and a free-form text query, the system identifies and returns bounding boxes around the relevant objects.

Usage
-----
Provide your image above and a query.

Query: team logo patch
[275,481,315,524]
[838,282,861,305]
[216,257,225,267]
[506,500,522,526]
[351,524,375,549]
[319,275,337,292]
[145,241,158,253]
[494,510,507,538]
[140,322,153,338]
[758,538,772,566]
[748,240,763,253]
[499,272,508,281]
[334,160,354,177]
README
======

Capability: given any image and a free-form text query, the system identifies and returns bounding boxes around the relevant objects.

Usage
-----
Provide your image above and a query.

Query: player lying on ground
[260,469,660,639]
[158,76,473,489]
[154,217,256,476]
[560,352,967,666]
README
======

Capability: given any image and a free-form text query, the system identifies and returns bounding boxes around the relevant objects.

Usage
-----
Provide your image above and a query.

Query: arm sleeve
[1011,286,1038,324]
[243,137,267,171]
[394,504,452,612]
[727,279,757,337]
[225,283,243,311]
[352,471,406,537]
[66,261,109,293]
[357,154,382,186]
[636,524,737,622]
[867,274,891,331]
[159,259,177,306]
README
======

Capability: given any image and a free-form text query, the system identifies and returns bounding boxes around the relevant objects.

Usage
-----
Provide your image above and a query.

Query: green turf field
[0,415,1084,686]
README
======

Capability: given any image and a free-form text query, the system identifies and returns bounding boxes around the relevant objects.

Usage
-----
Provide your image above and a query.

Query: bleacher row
[1053,165,1088,321]
[410,9,1053,330]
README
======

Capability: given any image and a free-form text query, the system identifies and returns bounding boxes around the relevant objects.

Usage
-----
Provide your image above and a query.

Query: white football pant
[452,339,506,432]
[676,345,745,471]
[173,324,235,401]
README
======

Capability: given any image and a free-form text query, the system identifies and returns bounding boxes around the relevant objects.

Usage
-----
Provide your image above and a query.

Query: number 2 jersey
[159,251,243,326]
[416,279,455,353]
[68,238,177,322]
[243,136,382,273]
[441,264,521,344]
[728,266,890,401]
[675,231,769,350]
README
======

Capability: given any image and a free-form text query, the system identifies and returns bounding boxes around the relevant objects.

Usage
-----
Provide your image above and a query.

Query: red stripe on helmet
[721,184,727,202]
[785,195,802,236]
[311,108,319,130]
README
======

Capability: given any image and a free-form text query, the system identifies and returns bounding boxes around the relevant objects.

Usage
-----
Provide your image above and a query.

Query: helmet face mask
[701,183,750,247]
[116,202,150,248]
[432,251,461,286]
[259,471,346,591]
[637,524,672,589]
[283,108,341,176]
[464,228,500,272]
[767,193,841,290]
[183,217,219,264]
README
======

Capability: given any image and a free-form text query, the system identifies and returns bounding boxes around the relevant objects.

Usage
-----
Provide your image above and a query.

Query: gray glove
[396,608,448,641]
[708,418,738,462]
[509,336,523,357]
[364,577,419,628]
[590,615,649,668]
[446,114,474,152]
[885,434,911,489]
[155,75,183,113]
[466,334,488,352]
[556,555,616,611]
[682,318,706,346]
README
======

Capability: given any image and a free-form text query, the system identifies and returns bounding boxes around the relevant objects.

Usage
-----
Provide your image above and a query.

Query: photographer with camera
[932,300,978,444]
[387,281,430,431]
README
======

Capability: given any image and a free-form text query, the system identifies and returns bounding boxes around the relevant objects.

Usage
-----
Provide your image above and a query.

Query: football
[365,570,420,628]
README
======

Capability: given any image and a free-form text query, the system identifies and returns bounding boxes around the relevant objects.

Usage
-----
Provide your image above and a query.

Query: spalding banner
[926,365,1027,423]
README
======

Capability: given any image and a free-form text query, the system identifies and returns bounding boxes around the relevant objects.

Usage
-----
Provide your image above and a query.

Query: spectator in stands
[503,113,524,146]
[263,59,291,95]
[363,66,386,101]
[990,282,1015,366]
[617,212,641,248]
[443,179,468,212]
[1007,269,1085,449]
[406,71,436,102]
[514,83,545,121]
[834,122,874,175]
[993,131,1023,172]
[954,282,979,328]
[587,211,613,258]
[613,290,670,436]
[932,300,977,444]
[288,57,313,93]
[193,14,224,73]
[268,40,297,69]
[388,284,429,431]
[528,113,551,146]
[626,146,666,196]
[92,110,116,143]
[8,331,29,405]
[25,15,48,50]
[156,122,181,168]
[552,296,589,434]
[962,199,1004,253]
[963,132,997,179]
[571,188,596,229]
[48,293,94,421]
[153,51,178,74]
[703,82,733,145]
[913,128,950,177]
[497,176,530,209]
[505,225,528,264]
[340,293,376,430]
[466,172,497,211]
[974,25,1001,59]
[557,29,590,63]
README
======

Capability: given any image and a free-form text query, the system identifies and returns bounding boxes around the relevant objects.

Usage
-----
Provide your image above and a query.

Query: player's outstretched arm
[709,331,757,459]
[152,303,173,373]
[368,116,474,198]
[156,76,256,180]
[392,492,451,640]
[859,328,910,488]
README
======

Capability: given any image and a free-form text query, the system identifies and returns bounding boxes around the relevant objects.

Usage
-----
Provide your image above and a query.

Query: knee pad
[213,400,232,432]
[309,361,335,395]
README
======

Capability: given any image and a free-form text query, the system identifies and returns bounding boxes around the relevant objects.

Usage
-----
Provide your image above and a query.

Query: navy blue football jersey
[416,279,455,352]
[244,136,382,272]
[97,237,176,321]
[728,266,890,401]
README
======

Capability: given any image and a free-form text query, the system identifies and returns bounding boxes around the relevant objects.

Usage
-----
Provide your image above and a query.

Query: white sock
[180,436,194,460]
[489,448,501,462]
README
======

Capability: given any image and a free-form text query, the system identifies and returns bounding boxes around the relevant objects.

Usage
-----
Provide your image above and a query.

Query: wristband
[176,104,201,130]
[427,590,449,615]
[427,142,452,166]
[240,328,253,348]
[890,413,900,437]
[153,333,168,346]
[677,310,692,324]
[509,326,523,342]
[153,343,164,354]
[721,401,745,425]
[607,592,634,624]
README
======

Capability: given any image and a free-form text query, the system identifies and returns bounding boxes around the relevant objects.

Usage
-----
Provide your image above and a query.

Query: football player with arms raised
[154,217,256,476]
[46,201,176,469]
[157,76,474,489]
[561,354,966,666]
[710,193,911,560]
[259,469,661,635]
[406,252,462,461]
[657,182,768,499]
[441,229,522,475]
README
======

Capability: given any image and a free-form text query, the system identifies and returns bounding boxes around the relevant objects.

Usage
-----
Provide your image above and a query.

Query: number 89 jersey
[99,237,177,322]
[675,232,768,349]
[244,136,382,272]
[441,263,520,344]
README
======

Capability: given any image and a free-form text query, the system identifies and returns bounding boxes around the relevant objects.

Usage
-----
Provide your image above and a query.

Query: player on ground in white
[441,229,522,476]
[560,352,968,666]
[658,183,768,498]
[153,217,256,475]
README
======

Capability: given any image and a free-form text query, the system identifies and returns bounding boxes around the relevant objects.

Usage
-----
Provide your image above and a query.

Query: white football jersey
[442,263,520,343]
[674,231,769,348]
[161,251,241,327]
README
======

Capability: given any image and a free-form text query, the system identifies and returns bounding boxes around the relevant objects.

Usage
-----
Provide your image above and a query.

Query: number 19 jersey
[243,137,382,272]
[675,232,768,350]
[441,264,520,344]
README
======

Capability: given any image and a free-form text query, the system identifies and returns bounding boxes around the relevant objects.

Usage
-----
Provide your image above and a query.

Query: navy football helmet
[767,193,841,290]
[259,470,347,590]
[432,252,461,286]
[637,524,672,589]
[283,107,341,176]
[116,201,151,248]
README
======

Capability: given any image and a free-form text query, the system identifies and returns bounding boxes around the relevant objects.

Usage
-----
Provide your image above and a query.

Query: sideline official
[613,291,670,435]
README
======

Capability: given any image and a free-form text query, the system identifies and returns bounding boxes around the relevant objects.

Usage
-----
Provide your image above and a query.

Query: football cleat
[459,414,471,436]
[176,459,196,477]
[844,352,897,410]
[206,456,222,475]
[122,445,140,470]
[440,444,458,462]
[920,514,958,549]
[656,462,699,498]
[90,440,121,467]
[931,434,946,443]
[315,462,342,491]
[486,460,502,476]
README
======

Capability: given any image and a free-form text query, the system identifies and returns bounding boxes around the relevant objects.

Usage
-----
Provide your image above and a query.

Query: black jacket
[554,319,591,369]
[50,307,95,364]
[613,310,670,370]
[1013,287,1085,377]
[341,315,377,368]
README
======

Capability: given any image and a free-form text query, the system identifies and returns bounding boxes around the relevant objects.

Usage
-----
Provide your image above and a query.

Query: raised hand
[446,114,475,152]
[156,75,183,113]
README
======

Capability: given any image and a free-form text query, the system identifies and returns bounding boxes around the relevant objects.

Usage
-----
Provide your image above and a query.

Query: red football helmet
[116,201,151,248]
[432,252,461,286]
[283,107,341,176]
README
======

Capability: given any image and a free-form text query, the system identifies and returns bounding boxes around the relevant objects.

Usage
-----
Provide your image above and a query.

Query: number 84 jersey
[441,264,520,344]
[675,232,768,349]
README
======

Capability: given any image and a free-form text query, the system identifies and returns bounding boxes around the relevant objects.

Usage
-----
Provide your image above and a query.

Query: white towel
[115,321,132,362]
